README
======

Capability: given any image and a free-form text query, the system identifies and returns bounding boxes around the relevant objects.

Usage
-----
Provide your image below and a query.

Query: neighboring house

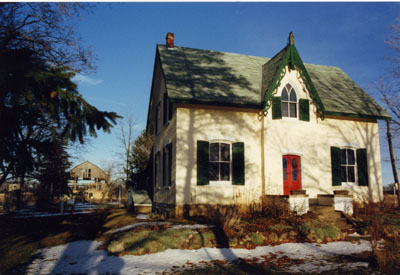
[146,32,391,216]
[69,161,109,201]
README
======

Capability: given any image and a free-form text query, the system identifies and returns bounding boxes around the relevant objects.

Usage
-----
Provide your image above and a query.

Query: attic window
[282,84,297,118]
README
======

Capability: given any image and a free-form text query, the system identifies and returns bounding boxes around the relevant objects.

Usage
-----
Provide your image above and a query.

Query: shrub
[260,195,292,220]
[250,232,265,245]
[352,201,400,271]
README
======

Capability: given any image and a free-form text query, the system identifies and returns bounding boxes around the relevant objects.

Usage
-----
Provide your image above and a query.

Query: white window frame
[340,147,358,187]
[209,140,232,186]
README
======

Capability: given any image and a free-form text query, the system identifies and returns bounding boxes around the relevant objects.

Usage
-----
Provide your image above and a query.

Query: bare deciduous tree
[117,115,137,188]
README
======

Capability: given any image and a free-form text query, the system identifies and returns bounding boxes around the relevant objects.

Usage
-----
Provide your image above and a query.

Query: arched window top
[289,89,297,102]
[282,84,296,102]
[282,88,288,101]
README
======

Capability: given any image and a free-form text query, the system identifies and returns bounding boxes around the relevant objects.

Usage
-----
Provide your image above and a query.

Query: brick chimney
[166,32,174,49]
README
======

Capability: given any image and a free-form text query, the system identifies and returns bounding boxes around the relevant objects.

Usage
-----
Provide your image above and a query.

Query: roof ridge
[157,44,270,60]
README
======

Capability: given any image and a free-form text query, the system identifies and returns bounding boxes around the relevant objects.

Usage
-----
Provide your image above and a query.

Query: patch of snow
[349,232,371,238]
[14,211,94,218]
[169,224,211,230]
[106,222,170,234]
[26,240,373,274]
[136,214,148,220]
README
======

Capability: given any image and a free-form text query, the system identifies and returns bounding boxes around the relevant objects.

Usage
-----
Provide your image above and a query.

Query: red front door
[283,155,301,195]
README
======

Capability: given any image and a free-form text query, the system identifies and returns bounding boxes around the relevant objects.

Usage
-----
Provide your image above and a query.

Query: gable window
[83,169,91,179]
[209,142,231,182]
[272,84,310,121]
[281,84,297,118]
[331,147,368,186]
[197,140,245,186]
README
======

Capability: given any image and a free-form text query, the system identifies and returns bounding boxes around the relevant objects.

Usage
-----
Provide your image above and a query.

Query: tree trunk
[386,120,400,207]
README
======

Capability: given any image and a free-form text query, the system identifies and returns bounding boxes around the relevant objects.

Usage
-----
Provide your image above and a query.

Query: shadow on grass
[0,208,137,274]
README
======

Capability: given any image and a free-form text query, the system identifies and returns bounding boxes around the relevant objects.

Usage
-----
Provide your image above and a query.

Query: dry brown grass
[352,200,400,271]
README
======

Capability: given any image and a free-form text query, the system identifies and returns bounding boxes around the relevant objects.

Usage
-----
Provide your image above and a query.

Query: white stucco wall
[175,106,263,205]
[263,66,383,202]
[152,65,384,206]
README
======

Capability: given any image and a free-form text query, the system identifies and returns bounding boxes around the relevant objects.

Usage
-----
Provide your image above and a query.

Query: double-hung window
[209,142,231,182]
[197,140,245,186]
[331,147,368,186]
[341,148,356,183]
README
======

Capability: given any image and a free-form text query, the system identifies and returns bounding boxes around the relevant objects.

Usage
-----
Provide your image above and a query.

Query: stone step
[309,206,353,231]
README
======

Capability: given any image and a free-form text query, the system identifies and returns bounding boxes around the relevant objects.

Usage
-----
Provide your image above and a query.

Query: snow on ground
[13,210,94,218]
[136,214,148,219]
[105,221,170,234]
[11,203,98,218]
[169,224,211,230]
[25,240,372,274]
[106,221,212,234]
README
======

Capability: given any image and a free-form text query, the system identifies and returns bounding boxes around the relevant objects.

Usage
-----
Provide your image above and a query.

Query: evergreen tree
[34,140,71,210]
[128,130,153,190]
[0,3,121,188]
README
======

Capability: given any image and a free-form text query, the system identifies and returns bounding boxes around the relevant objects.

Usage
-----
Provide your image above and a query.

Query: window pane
[289,89,297,102]
[220,163,230,181]
[221,143,230,161]
[282,102,289,117]
[210,143,219,161]
[347,166,355,182]
[209,162,219,181]
[292,158,297,180]
[283,158,287,180]
[341,149,347,165]
[347,149,355,165]
[281,88,288,101]
[289,103,297,117]
[341,166,347,182]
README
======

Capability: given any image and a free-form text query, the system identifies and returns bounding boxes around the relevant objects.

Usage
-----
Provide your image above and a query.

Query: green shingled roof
[157,44,390,120]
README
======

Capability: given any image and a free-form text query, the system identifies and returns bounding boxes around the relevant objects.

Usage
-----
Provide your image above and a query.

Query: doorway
[282,155,301,195]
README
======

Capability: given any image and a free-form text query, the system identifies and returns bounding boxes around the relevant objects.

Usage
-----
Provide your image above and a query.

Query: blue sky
[71,2,400,185]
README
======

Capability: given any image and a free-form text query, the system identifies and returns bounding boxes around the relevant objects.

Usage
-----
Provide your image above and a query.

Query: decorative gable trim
[262,32,325,119]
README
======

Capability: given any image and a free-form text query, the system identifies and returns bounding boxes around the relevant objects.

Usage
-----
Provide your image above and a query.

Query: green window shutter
[272,97,282,119]
[197,140,209,185]
[331,146,341,186]
[232,142,245,185]
[357,148,369,186]
[299,99,310,121]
